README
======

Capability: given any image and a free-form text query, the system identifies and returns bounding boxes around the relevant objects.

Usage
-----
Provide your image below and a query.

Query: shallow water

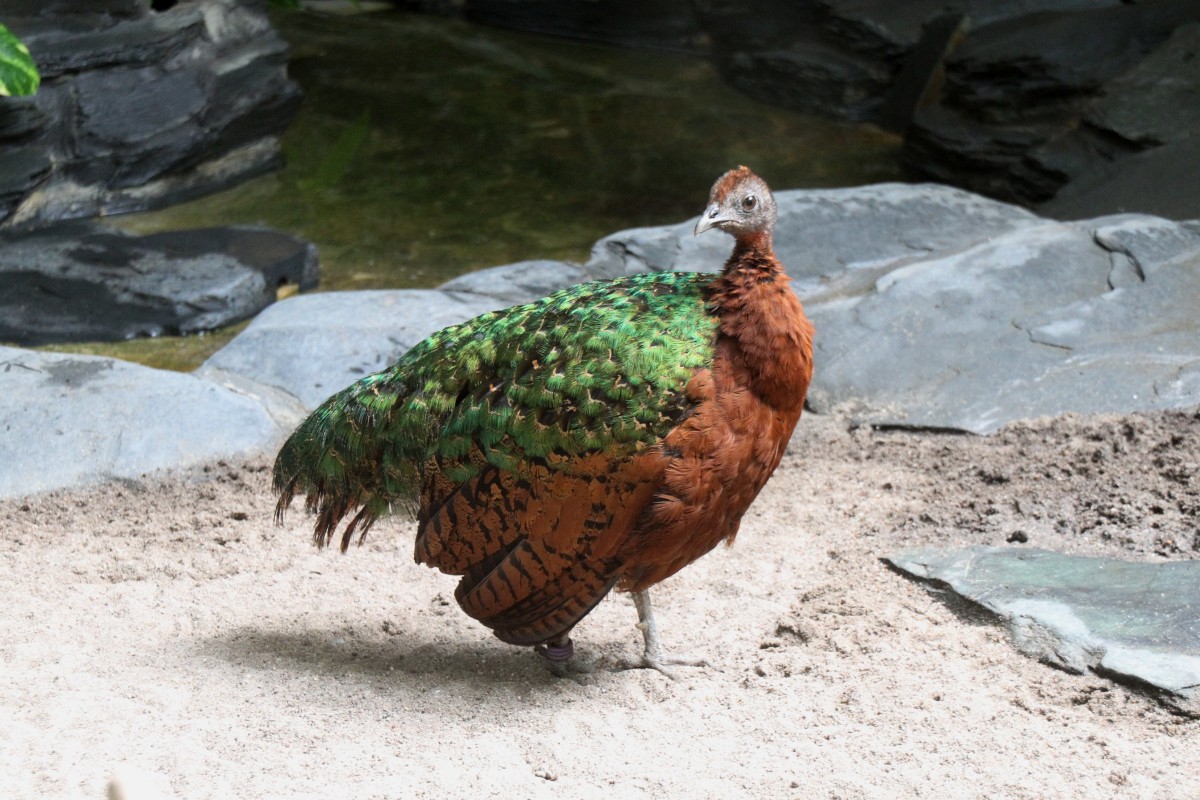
[52,10,901,370]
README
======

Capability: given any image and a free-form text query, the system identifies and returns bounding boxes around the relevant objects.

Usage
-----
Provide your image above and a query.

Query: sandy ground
[2,407,1198,800]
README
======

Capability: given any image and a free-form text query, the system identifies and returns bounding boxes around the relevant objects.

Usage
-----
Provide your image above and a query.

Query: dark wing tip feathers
[273,473,378,553]
[271,370,413,552]
[272,428,375,553]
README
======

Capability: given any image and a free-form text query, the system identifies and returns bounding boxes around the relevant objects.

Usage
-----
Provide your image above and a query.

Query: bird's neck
[730,230,773,259]
[709,232,814,413]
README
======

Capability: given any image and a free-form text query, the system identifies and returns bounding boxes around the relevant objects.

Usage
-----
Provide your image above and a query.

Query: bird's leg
[536,634,575,678]
[535,633,595,683]
[617,589,710,679]
[634,589,668,665]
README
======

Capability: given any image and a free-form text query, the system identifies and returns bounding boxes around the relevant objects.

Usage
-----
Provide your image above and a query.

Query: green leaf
[0,23,40,97]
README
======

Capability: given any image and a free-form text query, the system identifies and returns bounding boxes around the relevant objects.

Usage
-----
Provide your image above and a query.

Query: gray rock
[438,259,593,305]
[1,0,301,227]
[806,214,1200,433]
[0,347,283,498]
[588,183,1041,286]
[808,221,1108,431]
[5,181,1193,502]
[886,546,1200,716]
[0,222,318,346]
[197,289,510,413]
[580,184,1200,434]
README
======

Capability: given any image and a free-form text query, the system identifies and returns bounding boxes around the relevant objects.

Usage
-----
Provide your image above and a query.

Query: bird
[273,166,815,676]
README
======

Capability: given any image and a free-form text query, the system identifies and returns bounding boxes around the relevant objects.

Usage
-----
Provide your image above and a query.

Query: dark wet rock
[886,546,1200,716]
[465,0,708,52]
[691,0,1128,124]
[1041,126,1200,223]
[0,147,52,216]
[392,1,1196,214]
[1084,25,1200,148]
[0,96,46,142]
[0,223,318,346]
[0,346,282,498]
[367,0,708,50]
[1027,26,1200,219]
[905,6,1200,213]
[0,0,301,228]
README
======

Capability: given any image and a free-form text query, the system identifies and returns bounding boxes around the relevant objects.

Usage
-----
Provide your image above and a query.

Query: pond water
[50,10,901,370]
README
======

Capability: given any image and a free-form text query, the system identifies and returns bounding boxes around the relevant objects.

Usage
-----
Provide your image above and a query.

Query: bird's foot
[535,638,594,684]
[615,649,710,681]
[615,588,711,679]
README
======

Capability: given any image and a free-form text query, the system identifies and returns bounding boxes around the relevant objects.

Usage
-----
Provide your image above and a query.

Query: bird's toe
[614,651,711,680]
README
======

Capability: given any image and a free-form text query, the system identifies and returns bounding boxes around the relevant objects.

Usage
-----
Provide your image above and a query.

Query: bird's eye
[742,195,757,210]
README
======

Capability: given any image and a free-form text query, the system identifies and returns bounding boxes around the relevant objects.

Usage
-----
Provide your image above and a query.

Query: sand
[2,408,1197,799]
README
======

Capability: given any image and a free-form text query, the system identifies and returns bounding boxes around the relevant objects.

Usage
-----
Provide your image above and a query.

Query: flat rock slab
[887,546,1200,716]
[0,222,318,346]
[0,346,283,498]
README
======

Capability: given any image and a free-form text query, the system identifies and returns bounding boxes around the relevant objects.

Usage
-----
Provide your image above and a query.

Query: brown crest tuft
[711,165,754,203]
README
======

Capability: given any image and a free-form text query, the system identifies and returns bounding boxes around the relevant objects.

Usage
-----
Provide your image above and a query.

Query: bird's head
[694,166,776,239]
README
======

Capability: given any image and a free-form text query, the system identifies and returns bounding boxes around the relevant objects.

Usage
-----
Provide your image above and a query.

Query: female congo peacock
[274,166,814,676]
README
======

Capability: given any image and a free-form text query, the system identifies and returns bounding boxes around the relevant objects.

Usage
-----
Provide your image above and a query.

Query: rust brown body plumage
[620,237,812,593]
[274,166,814,672]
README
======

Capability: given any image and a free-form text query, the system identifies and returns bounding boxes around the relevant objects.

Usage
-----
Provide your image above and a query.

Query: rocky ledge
[3,181,1198,497]
[0,0,301,228]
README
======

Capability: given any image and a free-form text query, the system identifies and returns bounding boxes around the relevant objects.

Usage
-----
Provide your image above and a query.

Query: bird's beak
[694,204,726,236]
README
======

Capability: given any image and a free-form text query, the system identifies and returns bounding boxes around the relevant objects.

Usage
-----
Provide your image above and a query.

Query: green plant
[0,24,39,96]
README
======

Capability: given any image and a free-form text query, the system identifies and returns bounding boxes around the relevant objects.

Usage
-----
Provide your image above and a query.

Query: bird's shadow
[196,622,609,693]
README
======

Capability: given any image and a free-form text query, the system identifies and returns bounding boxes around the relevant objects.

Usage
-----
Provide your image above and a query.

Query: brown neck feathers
[708,231,814,412]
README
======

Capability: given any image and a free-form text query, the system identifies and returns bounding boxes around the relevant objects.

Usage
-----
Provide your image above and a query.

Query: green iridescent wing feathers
[273,271,720,541]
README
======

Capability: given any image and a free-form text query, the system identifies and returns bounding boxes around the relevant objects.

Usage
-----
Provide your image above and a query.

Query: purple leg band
[542,639,574,663]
